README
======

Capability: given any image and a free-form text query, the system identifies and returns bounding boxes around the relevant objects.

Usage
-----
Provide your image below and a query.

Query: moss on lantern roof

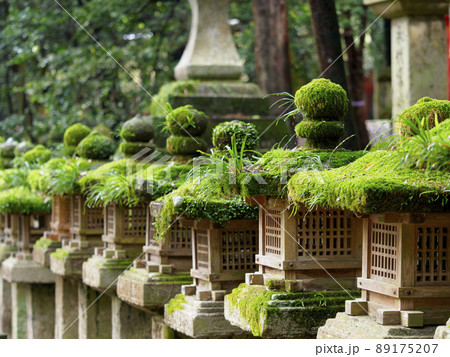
[287,120,450,214]
[22,145,52,165]
[0,186,52,214]
[241,148,365,198]
[85,163,191,207]
[0,168,31,190]
[64,123,92,147]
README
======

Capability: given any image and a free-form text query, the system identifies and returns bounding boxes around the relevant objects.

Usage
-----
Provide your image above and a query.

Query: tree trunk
[343,8,370,148]
[252,0,295,145]
[308,0,360,149]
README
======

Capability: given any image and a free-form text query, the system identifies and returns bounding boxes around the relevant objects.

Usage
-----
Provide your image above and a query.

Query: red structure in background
[446,15,450,100]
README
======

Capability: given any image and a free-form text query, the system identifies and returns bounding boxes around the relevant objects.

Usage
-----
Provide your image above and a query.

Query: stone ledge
[2,256,56,284]
[117,268,192,310]
[164,295,250,338]
[317,312,438,339]
[50,247,93,278]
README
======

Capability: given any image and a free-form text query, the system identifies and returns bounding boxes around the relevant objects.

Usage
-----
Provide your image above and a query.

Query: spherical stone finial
[166,105,208,137]
[76,132,116,160]
[120,116,154,142]
[64,123,92,147]
[294,79,348,149]
[398,97,450,136]
[212,120,259,151]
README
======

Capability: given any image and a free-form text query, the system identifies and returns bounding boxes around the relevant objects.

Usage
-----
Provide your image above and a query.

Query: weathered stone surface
[151,314,176,339]
[82,255,133,292]
[116,268,192,309]
[50,246,93,278]
[317,312,437,339]
[0,267,11,337]
[2,256,56,284]
[11,282,55,339]
[32,241,61,268]
[164,295,249,338]
[175,0,243,80]
[434,319,450,339]
[363,0,448,18]
[78,281,112,339]
[0,243,15,263]
[111,296,153,339]
[55,276,78,339]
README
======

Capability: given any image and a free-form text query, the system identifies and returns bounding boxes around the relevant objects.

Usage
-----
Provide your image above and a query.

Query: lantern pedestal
[434,318,450,339]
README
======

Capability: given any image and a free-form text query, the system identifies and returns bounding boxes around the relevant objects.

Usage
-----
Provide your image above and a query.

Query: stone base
[111,296,153,338]
[164,295,250,338]
[434,319,450,339]
[50,245,94,278]
[32,237,62,268]
[0,242,15,262]
[82,255,133,292]
[117,268,192,310]
[224,284,350,338]
[317,313,437,339]
[78,281,112,339]
[2,254,56,284]
[0,267,11,337]
[55,276,79,339]
[11,282,55,339]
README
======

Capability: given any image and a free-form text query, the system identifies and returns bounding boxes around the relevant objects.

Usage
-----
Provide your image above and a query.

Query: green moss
[76,132,116,160]
[14,142,34,156]
[62,145,76,157]
[79,159,133,192]
[166,105,208,137]
[51,248,70,260]
[22,145,52,165]
[93,123,113,138]
[33,237,53,250]
[212,120,259,150]
[398,97,450,136]
[166,294,187,315]
[166,136,207,155]
[0,186,52,214]
[63,123,91,146]
[295,120,344,149]
[120,116,154,142]
[294,79,349,120]
[150,81,199,116]
[119,142,155,157]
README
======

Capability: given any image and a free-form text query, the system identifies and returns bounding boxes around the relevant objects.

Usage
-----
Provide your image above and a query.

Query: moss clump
[61,145,76,157]
[93,123,113,138]
[166,136,207,155]
[212,120,259,151]
[0,187,52,214]
[120,116,154,142]
[51,248,69,260]
[295,120,344,149]
[33,237,54,251]
[398,97,450,136]
[23,145,52,165]
[63,123,91,146]
[119,142,155,157]
[294,78,349,120]
[76,132,116,160]
[166,105,207,137]
[165,294,187,315]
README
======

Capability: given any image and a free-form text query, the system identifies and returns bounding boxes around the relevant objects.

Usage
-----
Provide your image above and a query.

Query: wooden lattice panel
[86,206,104,230]
[196,229,209,270]
[370,222,398,281]
[221,229,258,271]
[264,208,282,256]
[123,206,146,237]
[297,208,352,257]
[169,220,191,250]
[416,224,449,284]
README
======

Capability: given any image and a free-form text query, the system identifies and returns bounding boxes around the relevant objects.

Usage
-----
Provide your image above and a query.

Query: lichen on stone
[120,116,154,142]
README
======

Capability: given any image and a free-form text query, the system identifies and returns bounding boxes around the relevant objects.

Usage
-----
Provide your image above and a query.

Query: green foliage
[166,294,187,315]
[398,97,450,136]
[0,168,31,190]
[22,145,52,165]
[165,105,207,137]
[14,142,34,156]
[295,120,345,149]
[0,186,51,214]
[166,136,207,156]
[47,159,94,196]
[76,132,116,160]
[63,123,92,146]
[120,116,154,142]
[0,139,18,158]
[212,120,259,151]
[93,123,113,138]
[294,79,349,120]
[27,158,67,193]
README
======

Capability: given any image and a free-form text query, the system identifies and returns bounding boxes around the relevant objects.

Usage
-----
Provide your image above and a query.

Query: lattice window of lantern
[123,205,146,237]
[416,224,449,285]
[64,198,71,225]
[72,196,81,229]
[169,220,191,250]
[196,229,209,271]
[86,206,104,230]
[106,205,115,236]
[221,229,258,271]
[370,222,398,281]
[264,208,282,256]
[297,208,352,257]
